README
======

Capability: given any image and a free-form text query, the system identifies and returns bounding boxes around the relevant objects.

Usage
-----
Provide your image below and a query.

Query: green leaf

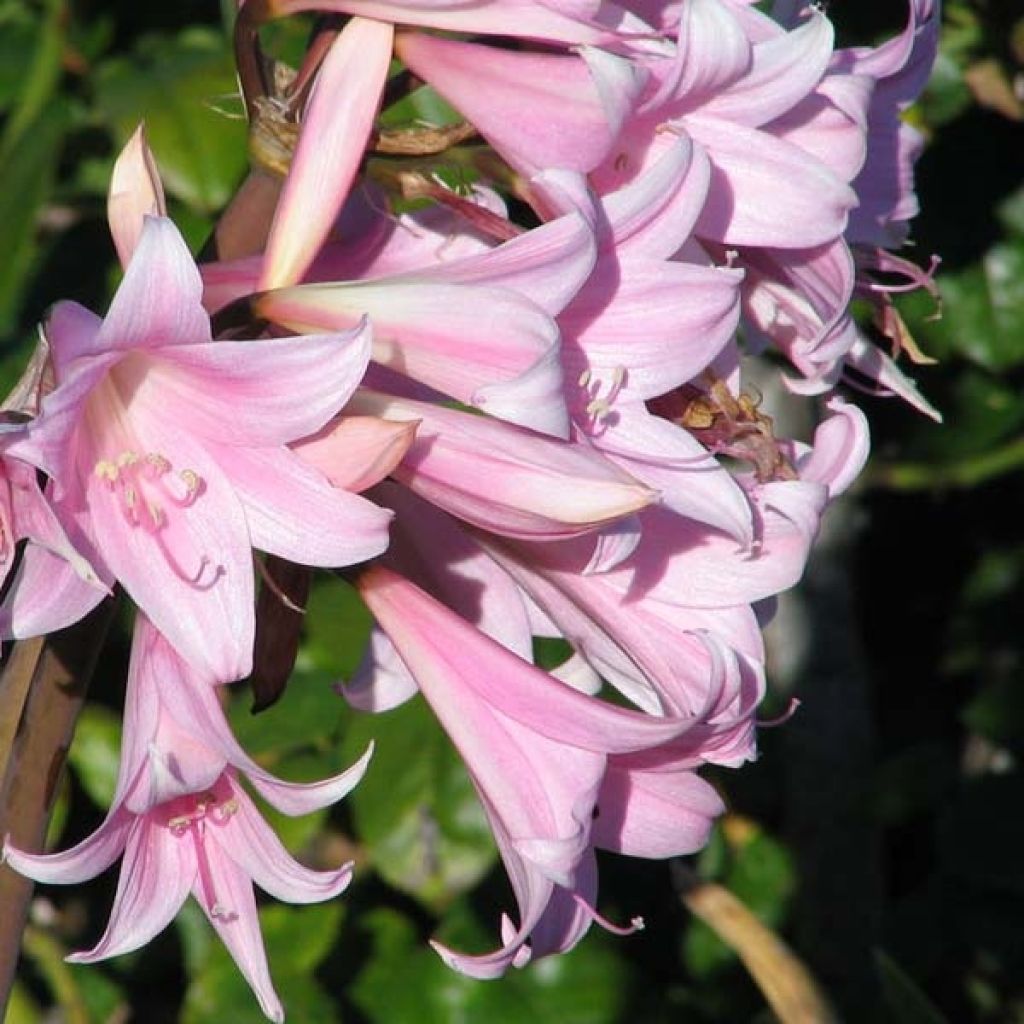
[876,950,949,1024]
[908,238,1024,372]
[0,0,63,155]
[93,28,248,214]
[684,825,795,978]
[67,704,122,809]
[353,903,629,1024]
[380,84,463,129]
[342,698,496,909]
[304,575,374,678]
[4,980,41,1024]
[0,98,70,332]
[917,50,972,127]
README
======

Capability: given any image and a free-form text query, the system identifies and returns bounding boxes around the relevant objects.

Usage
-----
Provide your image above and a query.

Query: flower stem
[0,597,118,1016]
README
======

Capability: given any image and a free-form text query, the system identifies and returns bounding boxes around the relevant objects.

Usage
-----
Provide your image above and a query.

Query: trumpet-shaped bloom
[356,566,712,976]
[5,216,392,680]
[4,615,372,1022]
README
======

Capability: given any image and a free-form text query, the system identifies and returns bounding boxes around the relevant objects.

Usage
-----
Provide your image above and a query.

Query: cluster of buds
[1,0,939,1018]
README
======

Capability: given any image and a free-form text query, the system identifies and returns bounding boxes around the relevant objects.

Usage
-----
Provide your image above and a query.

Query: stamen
[91,448,215,579]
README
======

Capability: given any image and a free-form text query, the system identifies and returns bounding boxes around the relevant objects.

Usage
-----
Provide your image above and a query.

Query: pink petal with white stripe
[260,18,394,290]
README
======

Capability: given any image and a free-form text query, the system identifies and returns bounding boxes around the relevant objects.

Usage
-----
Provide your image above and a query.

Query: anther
[179,469,200,496]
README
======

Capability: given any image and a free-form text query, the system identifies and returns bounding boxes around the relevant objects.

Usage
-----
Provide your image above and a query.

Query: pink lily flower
[356,565,709,976]
[4,216,391,680]
[3,615,371,1021]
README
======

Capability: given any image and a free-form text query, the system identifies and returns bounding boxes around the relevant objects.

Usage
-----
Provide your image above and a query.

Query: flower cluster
[2,0,939,1017]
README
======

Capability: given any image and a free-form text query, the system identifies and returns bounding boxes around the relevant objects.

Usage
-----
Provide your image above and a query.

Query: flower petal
[67,819,193,963]
[212,786,354,905]
[3,805,133,885]
[96,217,210,355]
[261,18,394,290]
[138,321,372,447]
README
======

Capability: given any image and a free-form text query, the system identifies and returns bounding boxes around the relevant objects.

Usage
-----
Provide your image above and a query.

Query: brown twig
[0,598,118,1015]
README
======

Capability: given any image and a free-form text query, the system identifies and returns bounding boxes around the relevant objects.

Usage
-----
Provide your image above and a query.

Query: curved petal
[108,124,166,269]
[140,322,372,447]
[261,18,394,290]
[66,820,193,963]
[96,217,210,355]
[591,405,753,542]
[396,33,640,176]
[276,0,627,45]
[0,542,108,641]
[293,415,418,493]
[3,804,133,885]
[212,788,354,905]
[593,763,724,857]
[689,116,855,247]
[83,418,255,683]
[212,443,392,568]
[192,838,284,1024]
[600,134,711,260]
[697,12,833,127]
[561,257,742,399]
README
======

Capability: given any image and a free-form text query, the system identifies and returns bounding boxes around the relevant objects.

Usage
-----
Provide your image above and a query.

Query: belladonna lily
[356,566,722,977]
[3,215,392,681]
[3,614,373,1023]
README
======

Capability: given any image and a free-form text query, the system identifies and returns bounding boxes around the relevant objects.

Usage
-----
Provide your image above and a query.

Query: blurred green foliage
[2,0,1023,1021]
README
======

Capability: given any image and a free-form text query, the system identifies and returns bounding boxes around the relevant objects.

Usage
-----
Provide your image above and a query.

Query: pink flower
[356,565,705,976]
[3,615,371,1022]
[5,216,392,680]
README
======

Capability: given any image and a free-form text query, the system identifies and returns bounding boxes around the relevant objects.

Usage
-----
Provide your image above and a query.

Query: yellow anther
[123,485,137,509]
[180,469,200,494]
[94,460,118,481]
[578,368,592,387]
[116,450,139,467]
[146,453,171,474]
